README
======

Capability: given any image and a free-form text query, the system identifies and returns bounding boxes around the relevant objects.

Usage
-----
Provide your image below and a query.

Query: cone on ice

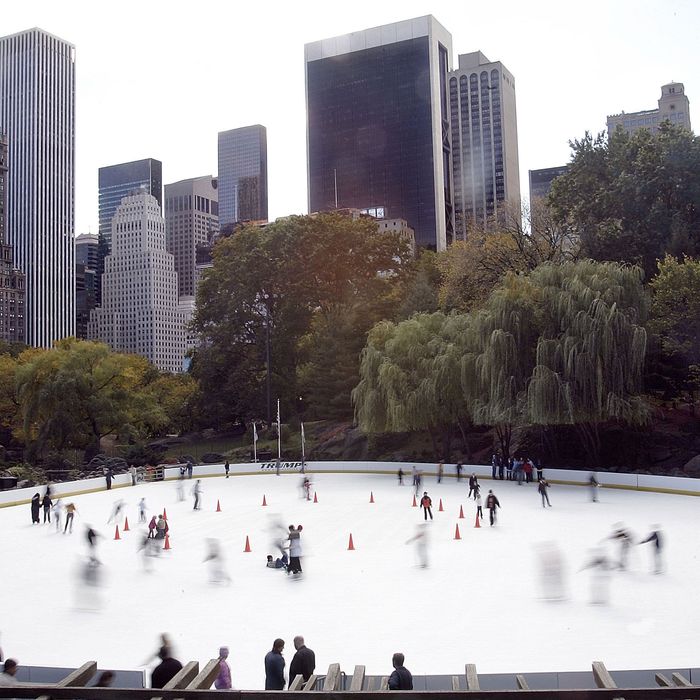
[438,498,444,512]
[216,499,222,512]
[114,525,120,540]
[313,492,318,503]
[123,517,130,531]
[347,533,355,550]
[412,494,417,507]
[459,505,465,519]
[244,535,252,553]
[454,523,461,540]
[262,495,267,507]
[474,512,481,529]
[164,534,171,550]
[163,508,168,520]
[369,491,375,503]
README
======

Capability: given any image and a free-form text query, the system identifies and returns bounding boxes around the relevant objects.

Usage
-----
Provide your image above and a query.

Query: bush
[7,462,46,486]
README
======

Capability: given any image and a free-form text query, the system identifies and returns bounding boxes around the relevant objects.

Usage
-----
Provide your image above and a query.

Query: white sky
[3,0,699,236]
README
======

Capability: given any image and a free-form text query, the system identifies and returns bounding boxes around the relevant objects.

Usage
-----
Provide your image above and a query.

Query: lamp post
[264,293,272,427]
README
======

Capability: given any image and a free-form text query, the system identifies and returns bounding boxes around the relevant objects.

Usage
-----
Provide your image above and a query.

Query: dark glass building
[305,16,454,250]
[218,125,268,227]
[529,165,569,203]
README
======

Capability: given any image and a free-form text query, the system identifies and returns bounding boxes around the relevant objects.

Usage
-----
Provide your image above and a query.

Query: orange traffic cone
[369,491,375,503]
[454,523,461,540]
[474,512,481,529]
[438,498,444,512]
[347,533,355,550]
[216,499,222,512]
[262,495,267,507]
[163,508,168,520]
[164,534,171,550]
[313,492,318,503]
[459,505,465,519]
[114,525,120,540]
[412,494,417,507]
[244,535,251,553]
[123,517,130,532]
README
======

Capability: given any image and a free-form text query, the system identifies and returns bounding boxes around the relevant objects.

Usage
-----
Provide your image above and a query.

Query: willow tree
[353,313,468,458]
[526,260,648,464]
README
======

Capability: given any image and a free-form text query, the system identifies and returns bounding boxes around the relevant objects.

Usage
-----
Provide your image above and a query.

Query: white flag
[301,422,305,452]
[253,422,258,443]
[277,401,281,433]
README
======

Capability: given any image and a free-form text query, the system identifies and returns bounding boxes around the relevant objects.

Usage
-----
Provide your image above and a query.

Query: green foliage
[193,213,412,424]
[549,124,700,278]
[6,462,45,486]
[396,251,440,320]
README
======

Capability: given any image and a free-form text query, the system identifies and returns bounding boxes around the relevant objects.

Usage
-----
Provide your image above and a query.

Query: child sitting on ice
[266,553,288,569]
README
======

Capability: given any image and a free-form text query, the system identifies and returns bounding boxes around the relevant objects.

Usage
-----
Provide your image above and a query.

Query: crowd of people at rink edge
[0,635,414,690]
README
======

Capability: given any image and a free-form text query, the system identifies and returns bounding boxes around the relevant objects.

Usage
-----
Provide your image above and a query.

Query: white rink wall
[1,460,699,507]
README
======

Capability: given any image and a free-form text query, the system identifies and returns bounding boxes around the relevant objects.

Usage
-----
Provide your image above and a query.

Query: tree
[648,255,700,405]
[549,124,700,278]
[193,213,412,425]
[396,251,440,320]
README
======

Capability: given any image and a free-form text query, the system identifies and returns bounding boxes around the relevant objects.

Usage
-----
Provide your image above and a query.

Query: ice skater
[475,491,483,520]
[486,489,500,526]
[192,480,203,510]
[420,492,433,520]
[468,473,479,499]
[107,499,125,524]
[64,502,77,533]
[589,472,599,502]
[580,547,612,604]
[608,524,632,570]
[535,542,566,601]
[414,470,422,496]
[41,492,52,523]
[301,477,312,501]
[406,523,429,568]
[176,474,185,502]
[437,462,443,483]
[30,493,40,524]
[51,499,64,532]
[397,468,404,486]
[639,526,663,574]
[86,526,100,565]
[224,460,230,479]
[491,454,499,480]
[456,461,463,482]
[155,514,168,539]
[538,479,552,507]
[138,498,147,523]
[204,539,231,584]
[287,525,303,575]
[148,515,157,538]
[139,531,160,571]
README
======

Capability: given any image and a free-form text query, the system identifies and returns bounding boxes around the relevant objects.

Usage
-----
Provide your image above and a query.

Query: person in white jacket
[287,525,303,575]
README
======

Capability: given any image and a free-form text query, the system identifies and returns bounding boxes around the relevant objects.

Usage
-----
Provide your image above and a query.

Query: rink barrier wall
[1,460,699,508]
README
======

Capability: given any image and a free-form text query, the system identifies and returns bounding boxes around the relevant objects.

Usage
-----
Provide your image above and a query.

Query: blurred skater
[138,498,147,523]
[108,499,125,524]
[639,526,663,574]
[287,525,303,575]
[30,493,40,524]
[608,524,632,570]
[397,468,404,486]
[420,492,433,520]
[64,502,77,533]
[406,523,429,568]
[589,472,599,502]
[176,474,185,502]
[538,479,552,507]
[580,547,611,604]
[437,462,443,484]
[414,470,422,496]
[192,480,203,510]
[535,542,566,600]
[486,490,500,526]
[456,461,463,482]
[86,526,100,565]
[204,539,231,584]
[139,531,160,571]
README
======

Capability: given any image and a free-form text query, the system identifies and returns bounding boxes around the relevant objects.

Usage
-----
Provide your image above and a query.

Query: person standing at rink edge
[388,653,413,690]
[264,638,286,690]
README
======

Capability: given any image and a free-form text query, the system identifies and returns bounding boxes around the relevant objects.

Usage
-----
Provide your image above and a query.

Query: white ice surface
[0,473,698,688]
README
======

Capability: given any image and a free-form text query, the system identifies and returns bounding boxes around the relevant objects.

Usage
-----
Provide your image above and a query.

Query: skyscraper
[607,82,691,137]
[528,165,569,204]
[305,16,454,250]
[165,176,219,298]
[218,126,268,227]
[0,28,75,347]
[75,233,98,340]
[98,158,163,254]
[88,192,187,373]
[449,51,520,237]
[0,132,25,344]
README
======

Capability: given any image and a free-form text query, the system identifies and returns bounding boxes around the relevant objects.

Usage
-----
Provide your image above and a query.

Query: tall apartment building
[75,233,99,339]
[0,28,75,347]
[529,165,569,203]
[449,51,520,237]
[88,193,187,373]
[306,16,454,251]
[0,132,25,343]
[607,82,692,137]
[165,176,219,298]
[218,126,267,227]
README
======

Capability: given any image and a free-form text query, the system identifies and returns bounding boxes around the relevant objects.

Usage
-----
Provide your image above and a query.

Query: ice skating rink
[1,471,699,688]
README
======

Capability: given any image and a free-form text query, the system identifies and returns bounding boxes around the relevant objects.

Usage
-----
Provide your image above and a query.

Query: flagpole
[301,422,305,473]
[277,398,282,464]
[253,422,257,463]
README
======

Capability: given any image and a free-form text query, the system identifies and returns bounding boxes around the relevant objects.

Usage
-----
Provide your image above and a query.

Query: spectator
[94,671,115,687]
[215,646,232,690]
[264,638,285,690]
[151,647,182,689]
[388,653,412,690]
[105,468,113,490]
[289,636,315,683]
[30,493,40,524]
[0,658,18,686]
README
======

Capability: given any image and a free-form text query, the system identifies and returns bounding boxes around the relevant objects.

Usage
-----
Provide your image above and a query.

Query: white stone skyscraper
[88,192,187,373]
[0,28,75,346]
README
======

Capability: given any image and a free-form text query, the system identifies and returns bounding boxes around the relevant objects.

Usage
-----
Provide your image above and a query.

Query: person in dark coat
[224,460,230,478]
[468,473,479,500]
[388,653,413,690]
[105,468,113,490]
[151,648,183,689]
[420,492,433,521]
[41,493,52,523]
[639,526,664,574]
[289,636,315,682]
[486,490,501,526]
[538,479,551,507]
[30,493,41,524]
[264,638,285,690]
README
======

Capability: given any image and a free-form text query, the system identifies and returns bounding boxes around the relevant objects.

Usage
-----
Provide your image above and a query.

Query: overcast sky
[3,0,699,235]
